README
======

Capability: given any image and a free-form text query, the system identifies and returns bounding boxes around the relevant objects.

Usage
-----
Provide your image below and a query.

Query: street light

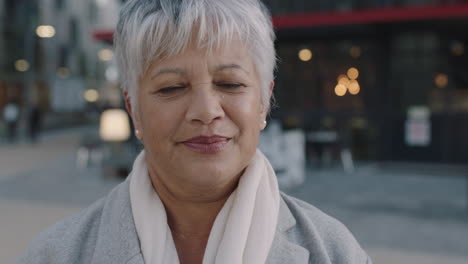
[348,80,361,95]
[298,48,313,62]
[334,84,347,97]
[99,109,131,142]
[98,49,114,61]
[15,59,30,72]
[36,25,56,38]
[347,67,359,80]
[84,89,100,103]
[434,73,448,88]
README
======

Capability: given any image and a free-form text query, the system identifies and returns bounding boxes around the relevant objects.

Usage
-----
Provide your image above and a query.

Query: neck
[148,168,239,238]
[164,193,229,238]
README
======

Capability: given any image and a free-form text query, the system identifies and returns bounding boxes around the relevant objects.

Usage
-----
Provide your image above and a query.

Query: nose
[185,85,224,125]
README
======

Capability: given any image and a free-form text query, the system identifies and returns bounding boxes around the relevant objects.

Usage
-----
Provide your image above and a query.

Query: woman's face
[129,42,271,191]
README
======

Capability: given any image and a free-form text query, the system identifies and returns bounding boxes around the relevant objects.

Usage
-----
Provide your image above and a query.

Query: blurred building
[261,0,468,164]
[80,0,468,164]
[0,0,120,131]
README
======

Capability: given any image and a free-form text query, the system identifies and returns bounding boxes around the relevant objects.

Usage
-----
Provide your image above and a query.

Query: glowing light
[350,46,361,58]
[84,89,100,103]
[335,84,347,97]
[348,80,361,95]
[298,49,313,62]
[337,74,347,82]
[15,60,30,72]
[434,73,448,88]
[347,67,359,80]
[36,25,56,38]
[99,109,131,142]
[57,67,70,78]
[338,76,350,87]
[451,42,465,56]
[98,49,114,61]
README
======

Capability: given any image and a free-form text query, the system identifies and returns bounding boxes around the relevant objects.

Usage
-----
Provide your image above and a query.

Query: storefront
[270,2,468,163]
[92,1,468,164]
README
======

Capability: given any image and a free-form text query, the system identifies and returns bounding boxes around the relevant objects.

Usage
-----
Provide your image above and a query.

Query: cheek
[138,99,182,142]
[225,94,262,136]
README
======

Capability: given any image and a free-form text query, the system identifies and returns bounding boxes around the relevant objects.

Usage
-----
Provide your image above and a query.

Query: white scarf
[129,149,280,264]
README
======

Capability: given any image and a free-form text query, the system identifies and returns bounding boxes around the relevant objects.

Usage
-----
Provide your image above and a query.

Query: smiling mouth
[182,136,231,154]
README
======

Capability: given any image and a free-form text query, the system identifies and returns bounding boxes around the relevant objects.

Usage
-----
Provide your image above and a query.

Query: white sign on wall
[405,119,431,147]
[405,106,431,147]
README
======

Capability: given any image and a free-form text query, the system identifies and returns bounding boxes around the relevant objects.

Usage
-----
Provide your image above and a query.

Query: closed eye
[215,82,245,89]
[158,85,186,95]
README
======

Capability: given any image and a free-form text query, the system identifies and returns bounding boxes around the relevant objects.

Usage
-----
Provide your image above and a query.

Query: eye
[158,85,186,95]
[215,82,245,89]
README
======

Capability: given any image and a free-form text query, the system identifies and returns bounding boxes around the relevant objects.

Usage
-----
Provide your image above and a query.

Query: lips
[182,135,230,154]
[185,135,229,144]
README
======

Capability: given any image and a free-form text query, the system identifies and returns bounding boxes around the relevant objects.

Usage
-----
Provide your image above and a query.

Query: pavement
[0,126,122,263]
[287,165,468,263]
[0,126,467,263]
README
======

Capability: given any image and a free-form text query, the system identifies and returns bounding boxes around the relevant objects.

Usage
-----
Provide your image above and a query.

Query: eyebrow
[150,63,249,80]
[214,63,250,74]
[151,68,186,80]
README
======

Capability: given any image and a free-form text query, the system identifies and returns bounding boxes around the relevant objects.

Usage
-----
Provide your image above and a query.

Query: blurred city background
[1,0,468,263]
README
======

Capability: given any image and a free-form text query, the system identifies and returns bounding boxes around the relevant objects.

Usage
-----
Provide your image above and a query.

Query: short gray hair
[114,0,276,110]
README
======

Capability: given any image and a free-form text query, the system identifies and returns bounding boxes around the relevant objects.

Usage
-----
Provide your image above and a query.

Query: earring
[135,129,142,139]
[261,120,267,130]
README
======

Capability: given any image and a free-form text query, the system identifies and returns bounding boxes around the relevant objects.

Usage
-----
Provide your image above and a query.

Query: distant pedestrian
[2,101,19,143]
[28,105,42,143]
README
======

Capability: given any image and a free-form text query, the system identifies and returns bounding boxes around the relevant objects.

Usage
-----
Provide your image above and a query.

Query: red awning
[273,3,468,29]
[93,3,468,42]
[93,30,114,42]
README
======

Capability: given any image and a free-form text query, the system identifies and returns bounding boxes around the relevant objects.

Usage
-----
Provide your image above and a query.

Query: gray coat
[18,179,372,264]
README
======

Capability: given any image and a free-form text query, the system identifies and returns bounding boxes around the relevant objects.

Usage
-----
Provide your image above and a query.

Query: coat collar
[91,179,143,264]
[266,196,310,263]
[92,181,309,263]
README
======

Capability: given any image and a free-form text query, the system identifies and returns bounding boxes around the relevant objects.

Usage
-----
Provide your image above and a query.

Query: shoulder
[279,192,372,263]
[17,181,128,264]
[280,192,350,236]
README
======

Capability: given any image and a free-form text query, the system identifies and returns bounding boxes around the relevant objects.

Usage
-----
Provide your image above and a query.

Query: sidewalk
[286,164,468,264]
[367,248,467,264]
[0,125,100,179]
[0,125,121,263]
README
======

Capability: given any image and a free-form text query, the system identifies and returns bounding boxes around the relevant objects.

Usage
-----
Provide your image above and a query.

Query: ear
[124,90,143,140]
[260,81,275,130]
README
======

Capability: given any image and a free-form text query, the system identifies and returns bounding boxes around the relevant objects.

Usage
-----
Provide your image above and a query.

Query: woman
[19,0,372,263]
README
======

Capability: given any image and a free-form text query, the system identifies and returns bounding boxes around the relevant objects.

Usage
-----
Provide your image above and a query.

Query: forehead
[149,40,256,75]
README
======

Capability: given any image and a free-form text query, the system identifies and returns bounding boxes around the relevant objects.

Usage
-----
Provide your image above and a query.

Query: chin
[183,160,241,185]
